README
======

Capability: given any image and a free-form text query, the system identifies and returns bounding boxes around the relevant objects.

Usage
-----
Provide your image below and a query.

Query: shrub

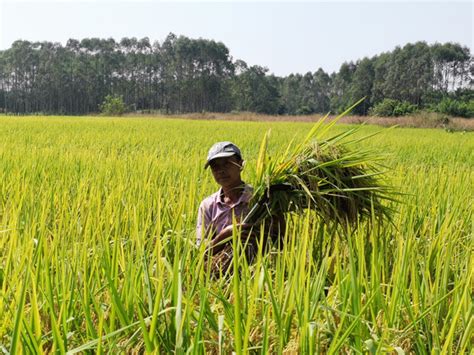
[99,95,127,116]
[370,99,418,117]
[436,98,474,118]
[393,101,418,116]
[296,105,313,115]
[369,99,398,116]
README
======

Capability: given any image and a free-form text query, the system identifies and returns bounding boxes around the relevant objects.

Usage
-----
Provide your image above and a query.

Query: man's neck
[221,182,245,204]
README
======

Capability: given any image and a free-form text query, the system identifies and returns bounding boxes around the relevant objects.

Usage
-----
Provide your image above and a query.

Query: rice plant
[0,115,472,353]
[244,106,398,230]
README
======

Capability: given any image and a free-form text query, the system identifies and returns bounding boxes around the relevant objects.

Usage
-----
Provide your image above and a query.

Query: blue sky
[1,1,472,75]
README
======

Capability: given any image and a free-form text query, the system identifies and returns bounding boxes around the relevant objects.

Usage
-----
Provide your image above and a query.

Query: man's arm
[207,223,254,255]
[196,202,209,246]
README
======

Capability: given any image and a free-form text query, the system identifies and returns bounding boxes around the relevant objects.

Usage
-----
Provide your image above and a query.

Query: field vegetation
[162,111,474,131]
[0,115,472,353]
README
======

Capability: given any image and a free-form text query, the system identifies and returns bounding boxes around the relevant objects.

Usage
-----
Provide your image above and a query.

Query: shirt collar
[215,184,253,207]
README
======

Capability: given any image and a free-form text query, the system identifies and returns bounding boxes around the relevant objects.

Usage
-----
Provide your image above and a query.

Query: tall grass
[0,116,472,353]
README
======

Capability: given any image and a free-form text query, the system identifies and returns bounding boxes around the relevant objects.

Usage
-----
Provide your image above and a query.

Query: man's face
[209,156,243,188]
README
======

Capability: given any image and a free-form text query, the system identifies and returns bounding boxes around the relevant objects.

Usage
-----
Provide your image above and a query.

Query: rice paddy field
[0,115,472,354]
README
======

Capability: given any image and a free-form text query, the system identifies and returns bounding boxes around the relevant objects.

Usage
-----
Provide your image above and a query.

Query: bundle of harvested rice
[243,101,397,228]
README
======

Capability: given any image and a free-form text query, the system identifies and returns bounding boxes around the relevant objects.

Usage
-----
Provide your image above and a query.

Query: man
[197,142,286,275]
[196,141,253,255]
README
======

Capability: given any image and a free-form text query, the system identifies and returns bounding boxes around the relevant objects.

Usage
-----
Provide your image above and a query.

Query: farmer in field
[196,142,285,272]
[196,142,252,249]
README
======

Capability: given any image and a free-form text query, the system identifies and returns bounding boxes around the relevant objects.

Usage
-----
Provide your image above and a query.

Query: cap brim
[204,152,238,168]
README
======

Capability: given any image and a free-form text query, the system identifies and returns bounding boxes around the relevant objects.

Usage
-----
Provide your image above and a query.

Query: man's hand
[207,223,255,255]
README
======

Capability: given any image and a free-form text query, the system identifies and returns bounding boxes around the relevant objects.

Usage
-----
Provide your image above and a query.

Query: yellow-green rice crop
[0,116,472,353]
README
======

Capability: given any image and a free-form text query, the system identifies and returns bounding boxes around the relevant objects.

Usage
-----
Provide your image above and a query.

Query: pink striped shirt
[196,184,253,245]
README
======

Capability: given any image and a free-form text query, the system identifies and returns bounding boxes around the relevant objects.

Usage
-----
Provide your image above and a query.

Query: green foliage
[99,95,127,116]
[0,39,472,116]
[370,98,418,117]
[452,88,474,102]
[232,66,281,114]
[246,107,395,228]
[280,69,331,115]
[296,105,313,115]
[384,42,434,104]
[369,99,399,116]
[435,98,474,118]
[393,101,419,116]
[349,59,374,115]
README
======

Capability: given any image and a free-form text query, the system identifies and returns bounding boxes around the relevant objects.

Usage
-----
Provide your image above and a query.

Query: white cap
[204,141,242,168]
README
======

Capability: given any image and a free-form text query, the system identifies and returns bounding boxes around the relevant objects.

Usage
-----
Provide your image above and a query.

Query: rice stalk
[244,104,398,229]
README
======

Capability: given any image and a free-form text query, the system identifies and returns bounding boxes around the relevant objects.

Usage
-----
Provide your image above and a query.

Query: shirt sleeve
[196,201,208,246]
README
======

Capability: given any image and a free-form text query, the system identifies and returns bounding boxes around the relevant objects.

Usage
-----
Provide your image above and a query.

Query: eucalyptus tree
[349,58,375,115]
[297,72,317,114]
[432,43,472,92]
[2,40,36,112]
[232,65,280,114]
[311,68,331,113]
[371,53,391,106]
[158,33,179,113]
[281,73,303,114]
[330,61,356,113]
[0,50,5,111]
[195,38,235,112]
[384,42,433,105]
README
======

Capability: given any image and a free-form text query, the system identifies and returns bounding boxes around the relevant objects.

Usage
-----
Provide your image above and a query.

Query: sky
[0,0,472,76]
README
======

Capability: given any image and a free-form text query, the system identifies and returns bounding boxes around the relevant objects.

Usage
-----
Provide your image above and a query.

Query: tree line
[0,34,472,116]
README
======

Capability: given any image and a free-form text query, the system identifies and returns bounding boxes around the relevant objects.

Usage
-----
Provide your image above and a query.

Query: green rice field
[0,116,472,353]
